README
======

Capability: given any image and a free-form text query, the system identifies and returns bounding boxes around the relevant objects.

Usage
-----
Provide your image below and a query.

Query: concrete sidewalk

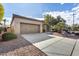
[41,38,76,56]
[22,33,79,56]
[33,37,62,50]
[72,40,79,56]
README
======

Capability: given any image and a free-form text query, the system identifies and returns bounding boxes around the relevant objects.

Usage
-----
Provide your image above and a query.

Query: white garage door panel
[20,23,40,34]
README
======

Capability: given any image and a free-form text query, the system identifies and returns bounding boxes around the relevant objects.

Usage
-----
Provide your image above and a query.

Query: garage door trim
[20,22,40,34]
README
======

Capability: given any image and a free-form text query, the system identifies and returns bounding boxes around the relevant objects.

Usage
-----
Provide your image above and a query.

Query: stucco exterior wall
[11,17,43,34]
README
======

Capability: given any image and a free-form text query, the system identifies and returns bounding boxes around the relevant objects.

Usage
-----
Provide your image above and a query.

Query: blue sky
[2,3,77,18]
[2,3,79,25]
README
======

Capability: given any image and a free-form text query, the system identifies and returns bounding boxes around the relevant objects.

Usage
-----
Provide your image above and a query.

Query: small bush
[0,27,4,34]
[2,32,17,41]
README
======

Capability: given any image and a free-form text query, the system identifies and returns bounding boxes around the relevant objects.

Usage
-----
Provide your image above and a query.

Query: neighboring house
[11,14,44,34]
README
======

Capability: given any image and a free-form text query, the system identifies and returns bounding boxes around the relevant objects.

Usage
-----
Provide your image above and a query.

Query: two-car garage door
[20,23,40,34]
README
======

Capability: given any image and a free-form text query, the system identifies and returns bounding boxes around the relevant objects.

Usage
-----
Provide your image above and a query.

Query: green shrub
[0,27,4,34]
[2,32,17,41]
[52,22,65,33]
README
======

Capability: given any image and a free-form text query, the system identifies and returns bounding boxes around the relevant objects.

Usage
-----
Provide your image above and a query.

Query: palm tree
[3,19,6,27]
[57,15,66,23]
[0,4,4,21]
[3,19,7,32]
[44,14,55,32]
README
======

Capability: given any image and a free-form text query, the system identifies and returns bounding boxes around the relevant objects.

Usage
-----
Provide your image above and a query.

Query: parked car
[70,31,79,36]
[74,31,79,35]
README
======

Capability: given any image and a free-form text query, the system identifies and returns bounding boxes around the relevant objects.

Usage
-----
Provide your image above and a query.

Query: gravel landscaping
[0,35,47,56]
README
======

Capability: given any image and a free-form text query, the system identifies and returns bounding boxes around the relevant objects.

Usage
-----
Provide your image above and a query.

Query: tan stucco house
[11,14,44,34]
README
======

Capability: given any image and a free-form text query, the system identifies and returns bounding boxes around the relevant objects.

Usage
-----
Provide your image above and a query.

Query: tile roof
[11,14,44,25]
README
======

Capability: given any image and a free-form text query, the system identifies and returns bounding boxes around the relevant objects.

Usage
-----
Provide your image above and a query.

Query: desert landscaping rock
[0,35,46,56]
[0,45,47,56]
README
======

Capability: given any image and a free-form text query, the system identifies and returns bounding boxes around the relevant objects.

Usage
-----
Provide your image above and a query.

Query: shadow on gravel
[0,35,32,53]
[0,35,47,56]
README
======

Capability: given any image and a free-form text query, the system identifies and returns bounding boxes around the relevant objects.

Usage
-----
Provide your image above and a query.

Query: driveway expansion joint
[70,40,77,56]
[41,39,63,50]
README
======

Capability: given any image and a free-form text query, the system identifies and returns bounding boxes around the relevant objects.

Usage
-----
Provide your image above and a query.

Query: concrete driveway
[22,33,79,56]
[22,33,53,43]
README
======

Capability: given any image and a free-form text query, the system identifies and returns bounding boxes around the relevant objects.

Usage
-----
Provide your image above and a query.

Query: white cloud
[34,18,44,20]
[60,3,64,5]
[43,4,79,25]
[43,11,74,25]
[72,4,79,11]
[71,4,79,24]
